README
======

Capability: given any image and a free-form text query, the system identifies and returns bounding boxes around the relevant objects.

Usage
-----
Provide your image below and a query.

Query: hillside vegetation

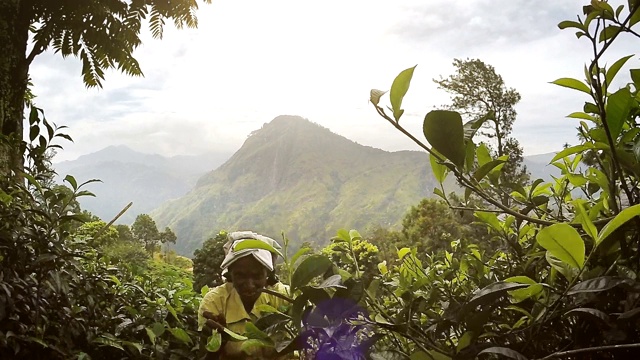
[152,115,442,255]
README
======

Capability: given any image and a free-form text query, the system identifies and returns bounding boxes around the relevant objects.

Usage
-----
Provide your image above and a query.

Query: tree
[192,231,228,293]
[115,224,135,242]
[434,58,529,205]
[160,227,177,246]
[400,198,468,257]
[75,220,119,248]
[0,0,212,175]
[131,214,160,256]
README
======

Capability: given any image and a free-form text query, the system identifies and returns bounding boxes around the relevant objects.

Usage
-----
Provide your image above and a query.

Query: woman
[198,231,290,359]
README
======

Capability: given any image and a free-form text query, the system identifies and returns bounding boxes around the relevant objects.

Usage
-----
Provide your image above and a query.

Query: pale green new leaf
[605,55,634,85]
[390,65,417,121]
[537,224,585,269]
[551,78,591,94]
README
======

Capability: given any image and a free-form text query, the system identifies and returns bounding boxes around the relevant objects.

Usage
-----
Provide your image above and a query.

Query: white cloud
[28,0,640,162]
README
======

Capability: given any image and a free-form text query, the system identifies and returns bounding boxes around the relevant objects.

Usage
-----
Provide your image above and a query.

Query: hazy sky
[30,0,640,162]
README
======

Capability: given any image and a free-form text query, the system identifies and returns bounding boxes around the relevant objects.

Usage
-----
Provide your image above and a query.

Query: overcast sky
[29,0,640,162]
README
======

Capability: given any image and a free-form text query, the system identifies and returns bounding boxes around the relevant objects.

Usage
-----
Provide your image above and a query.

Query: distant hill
[151,115,446,256]
[522,152,560,181]
[53,145,232,224]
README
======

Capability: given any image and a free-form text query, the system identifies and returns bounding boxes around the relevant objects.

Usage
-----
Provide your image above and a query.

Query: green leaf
[536,224,585,269]
[145,327,156,345]
[397,248,411,260]
[599,25,621,43]
[169,328,192,345]
[390,65,417,121]
[473,159,506,182]
[567,276,630,295]
[631,69,640,85]
[151,322,165,336]
[241,339,274,353]
[456,331,475,352]
[290,247,311,267]
[466,282,528,309]
[254,304,279,314]
[312,274,345,289]
[423,110,466,167]
[349,229,362,241]
[558,20,586,31]
[606,55,634,85]
[564,308,610,323]
[566,112,596,122]
[371,351,411,360]
[291,254,333,291]
[551,144,593,163]
[223,327,248,341]
[551,78,591,94]
[233,239,283,257]
[605,87,633,139]
[206,331,222,352]
[546,252,578,280]
[370,89,387,106]
[508,284,543,303]
[411,351,451,360]
[478,347,528,360]
[245,322,272,342]
[574,201,598,241]
[597,205,640,245]
[463,111,494,140]
[430,153,448,183]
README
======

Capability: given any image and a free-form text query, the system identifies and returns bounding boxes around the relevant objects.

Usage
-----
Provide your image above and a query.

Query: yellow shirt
[198,282,290,359]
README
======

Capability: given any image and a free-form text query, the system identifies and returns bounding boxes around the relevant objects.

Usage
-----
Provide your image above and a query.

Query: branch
[537,343,640,359]
[261,288,294,303]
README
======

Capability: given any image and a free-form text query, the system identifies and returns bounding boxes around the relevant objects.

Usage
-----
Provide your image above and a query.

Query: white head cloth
[220,231,282,273]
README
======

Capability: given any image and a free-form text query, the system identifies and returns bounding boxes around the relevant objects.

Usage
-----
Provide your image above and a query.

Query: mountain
[522,152,560,181]
[151,115,444,256]
[53,145,232,224]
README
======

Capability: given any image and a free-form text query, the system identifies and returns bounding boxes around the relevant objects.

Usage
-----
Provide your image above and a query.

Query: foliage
[75,220,120,248]
[322,237,381,286]
[131,213,161,256]
[401,198,468,257]
[192,231,228,294]
[0,107,208,359]
[365,1,640,358]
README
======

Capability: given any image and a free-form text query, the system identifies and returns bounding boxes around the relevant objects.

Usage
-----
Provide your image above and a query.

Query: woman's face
[229,256,268,304]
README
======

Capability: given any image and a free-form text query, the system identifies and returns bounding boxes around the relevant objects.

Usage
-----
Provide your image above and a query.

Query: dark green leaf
[312,274,345,289]
[478,347,528,360]
[597,204,640,245]
[564,308,610,323]
[463,111,494,140]
[169,328,192,345]
[558,20,586,31]
[599,25,621,43]
[605,87,632,139]
[370,350,411,360]
[466,282,528,309]
[390,65,417,121]
[473,159,506,182]
[64,175,78,190]
[291,255,333,291]
[567,276,630,295]
[423,110,466,167]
